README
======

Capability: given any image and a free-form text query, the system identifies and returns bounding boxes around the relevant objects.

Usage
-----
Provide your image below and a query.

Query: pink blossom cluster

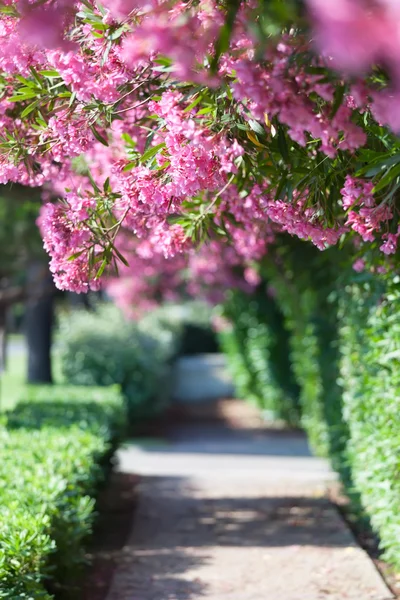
[186,241,260,305]
[226,38,367,158]
[341,175,375,210]
[217,184,275,261]
[38,193,102,292]
[0,0,397,300]
[122,0,222,82]
[106,226,263,315]
[266,195,346,251]
[342,176,393,244]
[307,0,400,80]
[307,0,400,132]
[106,233,187,317]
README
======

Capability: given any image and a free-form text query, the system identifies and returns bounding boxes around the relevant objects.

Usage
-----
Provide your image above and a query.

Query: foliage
[219,286,300,424]
[0,1,398,295]
[339,274,400,567]
[59,304,176,421]
[250,241,400,565]
[262,242,355,489]
[217,245,400,568]
[0,384,125,599]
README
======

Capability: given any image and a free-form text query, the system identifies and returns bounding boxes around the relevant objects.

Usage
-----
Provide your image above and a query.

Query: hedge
[59,304,176,422]
[0,384,126,599]
[59,302,221,424]
[219,287,300,425]
[338,275,400,566]
[229,240,400,568]
[263,244,351,483]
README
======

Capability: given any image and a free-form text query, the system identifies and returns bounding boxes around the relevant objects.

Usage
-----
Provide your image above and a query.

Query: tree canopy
[0,0,399,301]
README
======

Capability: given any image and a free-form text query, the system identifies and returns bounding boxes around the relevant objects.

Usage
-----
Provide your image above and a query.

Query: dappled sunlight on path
[107,403,392,600]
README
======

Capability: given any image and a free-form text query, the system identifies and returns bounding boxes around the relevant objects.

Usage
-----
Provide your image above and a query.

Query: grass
[1,336,63,411]
[1,347,26,411]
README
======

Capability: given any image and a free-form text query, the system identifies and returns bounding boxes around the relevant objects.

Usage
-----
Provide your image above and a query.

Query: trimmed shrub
[0,385,125,599]
[339,275,400,566]
[59,304,176,421]
[264,263,328,453]
[219,287,300,425]
[216,240,400,568]
[264,244,351,478]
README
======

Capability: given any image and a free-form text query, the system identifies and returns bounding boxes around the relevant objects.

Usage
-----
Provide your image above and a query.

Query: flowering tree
[1,0,400,296]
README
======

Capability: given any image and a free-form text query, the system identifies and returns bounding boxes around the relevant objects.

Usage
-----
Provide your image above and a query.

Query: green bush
[219,287,300,425]
[59,304,176,422]
[263,243,400,564]
[216,237,400,569]
[339,275,400,566]
[264,244,351,475]
[0,384,125,599]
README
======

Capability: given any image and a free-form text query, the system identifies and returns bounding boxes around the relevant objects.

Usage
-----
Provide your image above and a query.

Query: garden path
[106,401,392,600]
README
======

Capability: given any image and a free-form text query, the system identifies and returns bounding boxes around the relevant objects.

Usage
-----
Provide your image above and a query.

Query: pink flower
[380,233,398,255]
[306,0,390,73]
[371,90,400,133]
[353,258,366,272]
[341,176,374,210]
[243,267,261,287]
[18,5,75,51]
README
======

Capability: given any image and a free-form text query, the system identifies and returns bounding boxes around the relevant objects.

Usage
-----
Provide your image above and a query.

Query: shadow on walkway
[128,475,355,549]
[103,402,391,600]
[130,422,313,457]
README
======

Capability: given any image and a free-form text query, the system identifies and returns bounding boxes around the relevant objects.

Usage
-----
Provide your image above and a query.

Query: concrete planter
[171,353,234,403]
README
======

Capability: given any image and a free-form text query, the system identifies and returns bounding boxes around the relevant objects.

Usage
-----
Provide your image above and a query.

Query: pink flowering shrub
[0,0,399,299]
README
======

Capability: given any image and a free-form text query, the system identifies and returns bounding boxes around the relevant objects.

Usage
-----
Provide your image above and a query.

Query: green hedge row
[219,287,300,425]
[338,276,400,566]
[263,246,352,483]
[220,242,400,567]
[0,384,126,599]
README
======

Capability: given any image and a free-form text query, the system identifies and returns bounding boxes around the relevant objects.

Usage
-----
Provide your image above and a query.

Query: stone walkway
[107,406,392,600]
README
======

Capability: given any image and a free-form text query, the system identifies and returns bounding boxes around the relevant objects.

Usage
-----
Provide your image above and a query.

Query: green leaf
[67,250,85,261]
[277,126,290,162]
[29,66,43,87]
[102,40,112,67]
[140,143,166,164]
[210,0,241,72]
[373,162,400,193]
[196,106,214,115]
[103,177,111,193]
[87,171,101,194]
[40,70,60,78]
[123,161,136,172]
[248,119,265,136]
[20,99,41,118]
[183,95,203,113]
[109,24,128,41]
[8,92,38,102]
[95,258,108,278]
[90,126,109,147]
[113,245,130,267]
[121,133,136,147]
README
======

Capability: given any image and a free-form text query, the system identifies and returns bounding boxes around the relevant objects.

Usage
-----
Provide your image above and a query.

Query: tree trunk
[25,262,54,384]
